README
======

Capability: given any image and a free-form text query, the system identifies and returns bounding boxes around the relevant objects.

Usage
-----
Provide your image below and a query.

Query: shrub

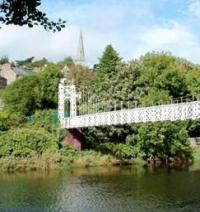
[59,145,78,157]
[98,143,137,160]
[0,111,10,131]
[0,111,25,131]
[0,128,58,157]
[73,150,118,167]
[132,122,192,161]
[0,152,69,172]
[27,109,59,137]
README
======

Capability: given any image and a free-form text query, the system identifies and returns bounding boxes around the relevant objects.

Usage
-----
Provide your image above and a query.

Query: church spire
[76,30,85,65]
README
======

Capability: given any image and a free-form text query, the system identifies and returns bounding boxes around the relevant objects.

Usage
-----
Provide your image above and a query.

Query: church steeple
[76,30,85,65]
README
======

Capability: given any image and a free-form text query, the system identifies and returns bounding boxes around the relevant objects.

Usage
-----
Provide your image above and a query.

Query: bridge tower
[58,79,77,128]
[58,79,85,151]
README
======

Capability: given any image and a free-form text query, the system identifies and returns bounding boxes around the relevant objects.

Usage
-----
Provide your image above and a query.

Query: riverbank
[0,150,130,173]
[1,147,199,173]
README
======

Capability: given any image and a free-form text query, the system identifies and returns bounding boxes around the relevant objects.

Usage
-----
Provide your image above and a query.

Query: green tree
[1,64,61,115]
[57,57,74,68]
[67,65,95,90]
[140,88,170,106]
[96,45,121,77]
[2,75,39,115]
[133,52,189,99]
[15,57,34,67]
[35,65,61,109]
[93,45,123,101]
[132,122,191,160]
[185,69,200,98]
[0,56,9,65]
[26,57,49,68]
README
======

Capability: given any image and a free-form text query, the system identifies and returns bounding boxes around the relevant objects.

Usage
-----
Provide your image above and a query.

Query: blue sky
[1,0,200,65]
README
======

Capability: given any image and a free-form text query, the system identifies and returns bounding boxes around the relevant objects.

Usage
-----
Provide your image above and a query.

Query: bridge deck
[61,101,200,129]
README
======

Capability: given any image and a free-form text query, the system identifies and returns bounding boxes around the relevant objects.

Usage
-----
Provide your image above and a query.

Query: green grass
[0,150,128,173]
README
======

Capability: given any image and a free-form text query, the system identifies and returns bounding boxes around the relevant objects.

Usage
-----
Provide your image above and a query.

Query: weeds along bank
[0,150,121,173]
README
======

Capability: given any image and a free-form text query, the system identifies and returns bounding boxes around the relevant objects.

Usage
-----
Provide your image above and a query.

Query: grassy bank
[1,147,199,173]
[0,150,127,173]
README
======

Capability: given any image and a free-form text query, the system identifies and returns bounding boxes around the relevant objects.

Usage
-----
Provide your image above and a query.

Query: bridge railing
[76,94,199,116]
[63,100,200,129]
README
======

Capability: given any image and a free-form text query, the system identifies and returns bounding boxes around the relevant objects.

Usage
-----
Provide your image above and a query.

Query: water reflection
[1,164,200,212]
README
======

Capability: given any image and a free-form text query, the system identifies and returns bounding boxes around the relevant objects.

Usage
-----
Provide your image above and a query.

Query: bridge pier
[61,129,85,151]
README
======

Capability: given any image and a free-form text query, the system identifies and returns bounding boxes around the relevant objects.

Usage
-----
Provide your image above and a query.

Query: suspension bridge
[58,79,200,129]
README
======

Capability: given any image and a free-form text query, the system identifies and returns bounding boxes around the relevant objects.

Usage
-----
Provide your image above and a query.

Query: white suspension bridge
[58,79,200,129]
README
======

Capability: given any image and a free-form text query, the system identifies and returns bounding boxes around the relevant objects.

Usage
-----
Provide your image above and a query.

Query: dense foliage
[98,142,136,160]
[67,65,96,90]
[1,65,61,115]
[83,47,200,161]
[27,109,59,137]
[129,122,191,161]
[0,128,58,157]
[0,111,25,131]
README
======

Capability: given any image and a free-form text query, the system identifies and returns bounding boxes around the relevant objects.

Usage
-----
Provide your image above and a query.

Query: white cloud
[188,1,200,17]
[140,21,196,46]
[135,21,200,63]
[0,24,111,66]
[0,25,76,61]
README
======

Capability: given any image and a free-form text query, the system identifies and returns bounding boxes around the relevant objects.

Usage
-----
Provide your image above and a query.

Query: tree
[132,52,189,99]
[67,65,96,90]
[0,56,9,64]
[140,88,170,106]
[35,64,61,109]
[1,64,61,115]
[131,122,191,161]
[1,74,39,115]
[93,45,122,101]
[15,57,34,67]
[95,45,121,77]
[0,0,66,31]
[57,57,74,68]
[26,57,50,69]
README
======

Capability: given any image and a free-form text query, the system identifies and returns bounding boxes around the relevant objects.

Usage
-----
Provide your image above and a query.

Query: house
[0,63,31,85]
[0,76,7,89]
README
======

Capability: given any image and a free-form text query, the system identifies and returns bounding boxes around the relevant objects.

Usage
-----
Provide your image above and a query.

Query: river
[0,164,200,212]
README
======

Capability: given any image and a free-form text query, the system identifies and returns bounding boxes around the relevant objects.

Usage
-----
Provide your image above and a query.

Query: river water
[0,164,200,212]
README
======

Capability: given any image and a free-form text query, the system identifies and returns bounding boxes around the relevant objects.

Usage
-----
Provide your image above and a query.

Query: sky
[0,0,200,66]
